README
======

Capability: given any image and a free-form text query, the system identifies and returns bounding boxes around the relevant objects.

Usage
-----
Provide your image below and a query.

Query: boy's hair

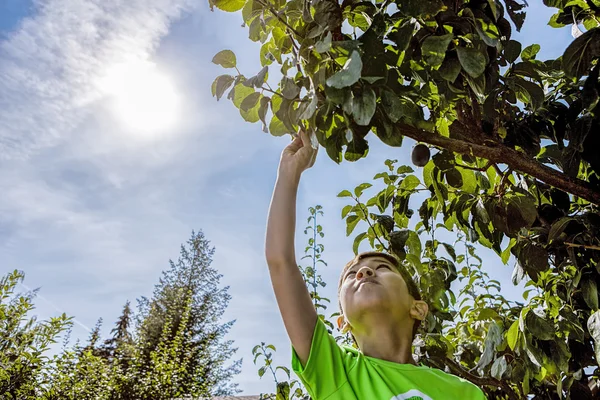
[337,251,423,342]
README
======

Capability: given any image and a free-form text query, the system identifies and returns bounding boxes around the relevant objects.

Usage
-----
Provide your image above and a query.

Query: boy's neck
[353,320,416,365]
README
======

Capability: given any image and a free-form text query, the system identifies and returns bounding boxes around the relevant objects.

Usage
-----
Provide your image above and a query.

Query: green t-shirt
[291,318,487,400]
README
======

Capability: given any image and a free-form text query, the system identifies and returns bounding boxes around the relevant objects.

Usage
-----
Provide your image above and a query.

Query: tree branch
[396,123,600,205]
[429,355,520,400]
[255,0,302,37]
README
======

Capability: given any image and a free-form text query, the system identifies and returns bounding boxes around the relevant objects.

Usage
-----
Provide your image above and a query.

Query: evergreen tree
[100,301,134,361]
[135,230,241,397]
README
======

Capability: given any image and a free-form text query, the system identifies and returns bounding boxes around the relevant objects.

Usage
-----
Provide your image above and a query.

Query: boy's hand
[278,129,318,180]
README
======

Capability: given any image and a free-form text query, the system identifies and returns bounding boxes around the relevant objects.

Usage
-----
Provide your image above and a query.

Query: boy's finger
[299,129,310,147]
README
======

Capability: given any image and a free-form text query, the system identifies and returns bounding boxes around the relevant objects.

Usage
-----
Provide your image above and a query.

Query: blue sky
[0,0,574,395]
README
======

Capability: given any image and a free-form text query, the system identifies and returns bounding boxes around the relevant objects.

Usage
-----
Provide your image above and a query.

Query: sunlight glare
[99,59,180,135]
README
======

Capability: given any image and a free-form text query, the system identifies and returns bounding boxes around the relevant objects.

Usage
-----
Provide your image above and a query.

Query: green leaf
[389,21,416,52]
[240,92,261,112]
[211,75,235,100]
[400,175,420,191]
[342,205,353,218]
[477,323,502,370]
[583,278,599,311]
[491,356,507,380]
[353,232,367,254]
[281,77,300,100]
[588,311,600,366]
[525,310,555,340]
[381,90,403,123]
[352,88,377,125]
[316,32,333,53]
[521,44,540,61]
[276,381,290,400]
[457,47,487,78]
[421,34,453,68]
[548,217,574,242]
[212,50,237,68]
[338,190,353,198]
[438,56,461,82]
[346,215,361,236]
[354,183,372,197]
[507,320,519,350]
[396,0,446,17]
[214,0,246,12]
[327,50,363,89]
[513,77,544,110]
[504,40,522,63]
[298,91,318,120]
[562,27,600,78]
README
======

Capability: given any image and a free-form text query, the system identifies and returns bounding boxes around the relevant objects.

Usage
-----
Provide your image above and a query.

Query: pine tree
[134,230,241,397]
[100,301,134,361]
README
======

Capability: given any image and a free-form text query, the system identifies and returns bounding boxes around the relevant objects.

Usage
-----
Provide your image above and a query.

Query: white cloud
[0,0,194,159]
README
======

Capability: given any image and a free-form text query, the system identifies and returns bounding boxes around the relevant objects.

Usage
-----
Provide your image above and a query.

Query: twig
[455,161,493,172]
[565,242,600,251]
[255,0,302,37]
[354,197,389,252]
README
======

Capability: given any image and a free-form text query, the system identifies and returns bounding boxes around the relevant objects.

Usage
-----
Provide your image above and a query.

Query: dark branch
[396,123,600,205]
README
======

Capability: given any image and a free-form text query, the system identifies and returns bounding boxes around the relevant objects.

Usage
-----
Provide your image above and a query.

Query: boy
[265,130,487,400]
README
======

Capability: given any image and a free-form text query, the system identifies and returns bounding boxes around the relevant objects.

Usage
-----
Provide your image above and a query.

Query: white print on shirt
[390,389,433,400]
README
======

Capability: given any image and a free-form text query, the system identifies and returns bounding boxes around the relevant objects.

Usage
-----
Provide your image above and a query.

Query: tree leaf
[212,50,237,68]
[548,217,575,242]
[214,0,246,12]
[298,90,318,120]
[477,323,502,370]
[583,277,599,311]
[352,88,377,125]
[346,215,361,236]
[438,55,461,82]
[521,44,540,61]
[327,50,363,89]
[457,47,487,78]
[353,232,367,254]
[562,27,600,78]
[211,75,235,100]
[240,92,261,112]
[525,310,555,340]
[421,34,454,68]
[507,320,519,350]
[396,0,446,17]
[354,182,372,197]
[281,77,300,100]
[504,40,522,63]
[588,311,600,366]
[491,356,507,379]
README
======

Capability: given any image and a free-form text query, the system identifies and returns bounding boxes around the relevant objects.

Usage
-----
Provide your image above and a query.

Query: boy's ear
[337,315,351,333]
[409,300,429,321]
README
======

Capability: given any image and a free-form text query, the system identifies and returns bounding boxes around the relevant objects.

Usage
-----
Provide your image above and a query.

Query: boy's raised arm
[265,130,318,368]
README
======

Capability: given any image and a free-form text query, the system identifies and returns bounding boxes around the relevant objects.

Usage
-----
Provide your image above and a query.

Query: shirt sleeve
[291,317,357,399]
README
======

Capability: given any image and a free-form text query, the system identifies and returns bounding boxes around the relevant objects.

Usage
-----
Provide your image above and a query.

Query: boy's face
[338,256,424,333]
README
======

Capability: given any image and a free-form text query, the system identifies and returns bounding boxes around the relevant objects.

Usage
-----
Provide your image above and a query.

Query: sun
[99,59,180,135]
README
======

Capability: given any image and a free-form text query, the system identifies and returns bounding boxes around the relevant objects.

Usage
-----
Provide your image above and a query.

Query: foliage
[211,0,600,205]
[0,230,241,399]
[338,159,600,399]
[252,206,340,400]
[135,230,242,397]
[0,270,71,399]
[211,0,600,397]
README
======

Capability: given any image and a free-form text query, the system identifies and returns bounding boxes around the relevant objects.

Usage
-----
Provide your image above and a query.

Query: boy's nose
[356,267,374,279]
